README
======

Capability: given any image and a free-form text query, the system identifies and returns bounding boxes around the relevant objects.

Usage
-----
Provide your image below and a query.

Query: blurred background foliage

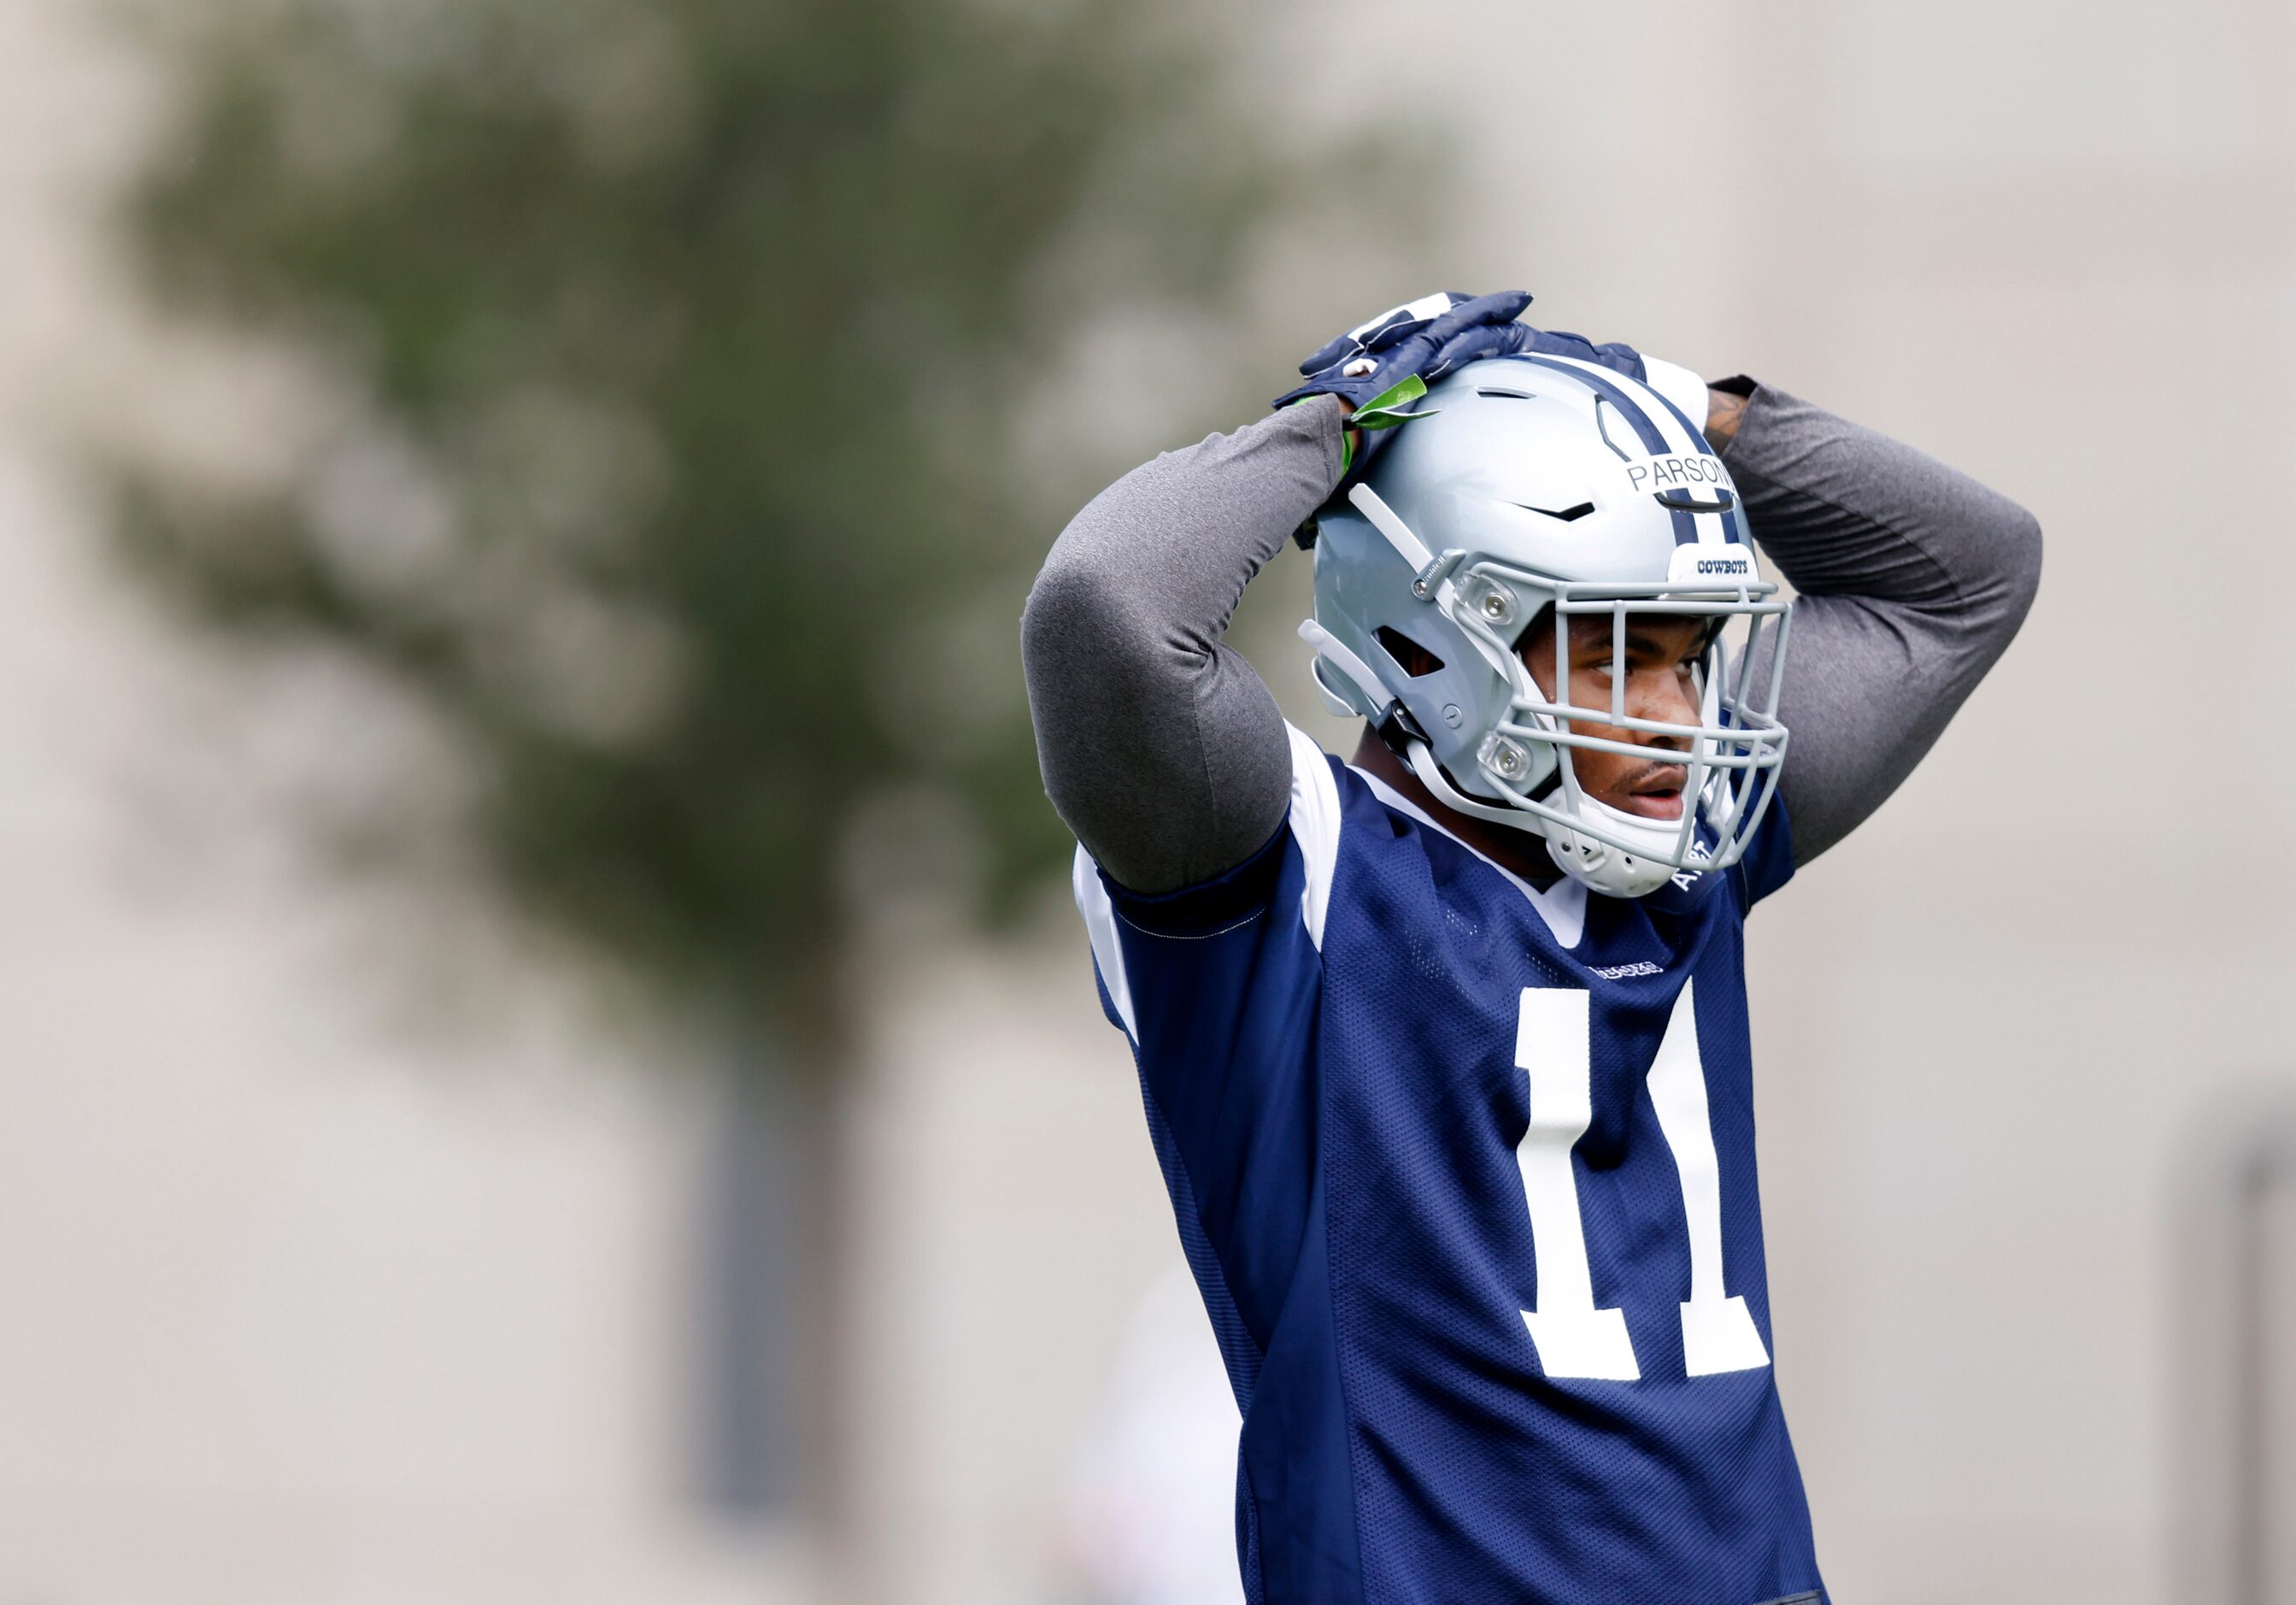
[109,0,1382,1071]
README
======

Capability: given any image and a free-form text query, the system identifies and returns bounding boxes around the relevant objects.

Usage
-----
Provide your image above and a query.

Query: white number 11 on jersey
[1512,981,1771,1382]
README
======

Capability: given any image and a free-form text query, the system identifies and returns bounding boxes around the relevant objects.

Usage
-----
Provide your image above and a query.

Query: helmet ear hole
[1373,626,1447,678]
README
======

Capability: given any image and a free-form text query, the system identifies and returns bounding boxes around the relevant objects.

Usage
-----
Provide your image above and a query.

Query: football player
[1020,291,2040,1603]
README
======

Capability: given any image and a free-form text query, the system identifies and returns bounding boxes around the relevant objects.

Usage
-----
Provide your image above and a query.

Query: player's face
[1519,613,1711,822]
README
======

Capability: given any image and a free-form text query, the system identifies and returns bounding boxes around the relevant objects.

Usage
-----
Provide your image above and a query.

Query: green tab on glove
[1351,373,1436,432]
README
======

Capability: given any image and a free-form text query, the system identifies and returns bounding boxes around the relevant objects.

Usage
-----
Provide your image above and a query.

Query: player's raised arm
[1019,396,1342,894]
[1020,291,1547,894]
[1712,381,2044,865]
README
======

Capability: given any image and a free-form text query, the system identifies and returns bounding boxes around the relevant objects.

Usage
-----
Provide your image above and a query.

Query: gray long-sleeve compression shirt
[1020,381,2041,896]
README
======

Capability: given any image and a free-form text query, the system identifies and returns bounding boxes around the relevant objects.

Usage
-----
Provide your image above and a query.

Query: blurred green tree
[109,0,1429,1530]
[114,0,1360,1067]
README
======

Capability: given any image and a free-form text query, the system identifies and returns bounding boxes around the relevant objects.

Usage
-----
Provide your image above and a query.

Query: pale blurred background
[0,0,2291,1602]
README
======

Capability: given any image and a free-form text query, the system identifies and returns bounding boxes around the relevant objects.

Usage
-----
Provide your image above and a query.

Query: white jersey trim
[1286,723,1342,952]
[1072,847,1139,1044]
[1351,767,1587,949]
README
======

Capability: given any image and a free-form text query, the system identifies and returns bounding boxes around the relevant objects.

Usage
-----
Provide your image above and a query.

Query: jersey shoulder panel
[1074,720,1343,980]
[1070,732,1340,1439]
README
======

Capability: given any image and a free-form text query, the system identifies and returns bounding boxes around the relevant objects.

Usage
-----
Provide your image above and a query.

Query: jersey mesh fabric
[1130,1059,1268,1592]
[1316,766,1815,1603]
[1130,1055,1265,1408]
[1237,1463,1267,1605]
[1082,737,1820,1605]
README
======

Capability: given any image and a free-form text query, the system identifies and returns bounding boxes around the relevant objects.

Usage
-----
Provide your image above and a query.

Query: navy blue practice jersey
[1073,726,1823,1605]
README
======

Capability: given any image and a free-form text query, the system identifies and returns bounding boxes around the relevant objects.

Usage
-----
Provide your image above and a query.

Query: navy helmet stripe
[1513,356,1704,546]
[1635,370,1746,547]
[1512,356,1669,452]
[1640,379,1712,451]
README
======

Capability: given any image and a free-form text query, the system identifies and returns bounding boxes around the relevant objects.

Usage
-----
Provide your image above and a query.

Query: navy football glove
[1274,289,1653,473]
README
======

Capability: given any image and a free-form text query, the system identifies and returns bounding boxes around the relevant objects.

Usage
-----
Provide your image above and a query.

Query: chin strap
[1403,738,1547,834]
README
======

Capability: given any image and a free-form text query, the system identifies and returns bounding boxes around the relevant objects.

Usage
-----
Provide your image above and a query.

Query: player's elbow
[1990,500,2043,634]
[1939,481,2043,644]
[1023,556,1133,703]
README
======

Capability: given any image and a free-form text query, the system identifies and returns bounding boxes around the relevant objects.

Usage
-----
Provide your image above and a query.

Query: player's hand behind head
[1273,289,1652,474]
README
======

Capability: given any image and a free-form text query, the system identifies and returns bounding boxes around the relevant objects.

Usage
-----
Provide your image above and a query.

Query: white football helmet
[1299,355,1791,897]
